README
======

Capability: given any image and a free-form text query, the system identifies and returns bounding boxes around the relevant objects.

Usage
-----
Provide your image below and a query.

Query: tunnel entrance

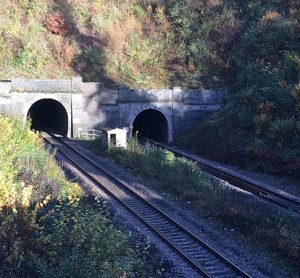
[27,99,68,136]
[132,109,168,143]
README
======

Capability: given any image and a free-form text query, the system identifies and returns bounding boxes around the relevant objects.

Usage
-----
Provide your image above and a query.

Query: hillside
[1,0,299,174]
[174,1,300,176]
[0,0,206,89]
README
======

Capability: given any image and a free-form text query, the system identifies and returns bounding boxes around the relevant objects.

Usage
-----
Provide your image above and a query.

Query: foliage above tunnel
[0,0,173,88]
[1,0,296,90]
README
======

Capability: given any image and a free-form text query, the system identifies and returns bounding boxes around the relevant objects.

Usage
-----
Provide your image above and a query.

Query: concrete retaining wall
[0,77,223,142]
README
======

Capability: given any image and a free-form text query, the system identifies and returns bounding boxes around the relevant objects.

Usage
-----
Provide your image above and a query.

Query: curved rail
[43,132,250,278]
[139,136,300,214]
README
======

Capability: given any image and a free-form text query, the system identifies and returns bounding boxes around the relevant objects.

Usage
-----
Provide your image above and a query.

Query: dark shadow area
[132,109,168,143]
[28,99,68,136]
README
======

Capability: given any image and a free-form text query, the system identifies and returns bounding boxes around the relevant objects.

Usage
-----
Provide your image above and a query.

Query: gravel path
[227,166,300,197]
[60,138,295,278]
[179,148,300,198]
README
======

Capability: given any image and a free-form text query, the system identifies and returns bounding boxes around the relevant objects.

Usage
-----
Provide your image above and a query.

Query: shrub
[268,118,297,147]
[0,117,163,277]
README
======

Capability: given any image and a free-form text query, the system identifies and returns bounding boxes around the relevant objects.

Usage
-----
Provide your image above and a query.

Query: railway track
[139,136,300,214]
[43,131,250,278]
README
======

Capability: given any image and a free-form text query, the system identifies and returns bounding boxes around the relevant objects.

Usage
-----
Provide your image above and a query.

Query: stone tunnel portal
[132,109,168,143]
[27,99,68,136]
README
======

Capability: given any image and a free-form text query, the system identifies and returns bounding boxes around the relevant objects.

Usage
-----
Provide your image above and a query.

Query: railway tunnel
[27,99,68,136]
[132,109,168,143]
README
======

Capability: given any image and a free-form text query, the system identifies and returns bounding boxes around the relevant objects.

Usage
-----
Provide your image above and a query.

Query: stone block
[0,82,11,97]
[83,83,118,105]
[0,99,11,115]
[98,90,118,105]
[183,90,224,105]
[12,78,72,92]
[147,89,173,102]
[71,77,83,92]
[11,77,24,91]
[172,87,183,102]
[119,88,173,103]
[183,110,205,121]
[23,79,71,92]
[118,88,148,103]
[83,82,101,95]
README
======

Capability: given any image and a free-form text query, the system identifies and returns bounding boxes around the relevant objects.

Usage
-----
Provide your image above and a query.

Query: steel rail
[43,132,250,278]
[139,136,300,214]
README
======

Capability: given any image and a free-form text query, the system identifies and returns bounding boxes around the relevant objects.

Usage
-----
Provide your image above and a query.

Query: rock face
[0,77,223,142]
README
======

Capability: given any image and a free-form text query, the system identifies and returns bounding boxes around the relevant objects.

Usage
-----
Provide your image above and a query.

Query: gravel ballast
[56,138,296,277]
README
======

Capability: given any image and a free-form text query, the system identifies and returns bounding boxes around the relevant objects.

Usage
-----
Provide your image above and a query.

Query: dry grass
[50,36,77,68]
[0,0,174,88]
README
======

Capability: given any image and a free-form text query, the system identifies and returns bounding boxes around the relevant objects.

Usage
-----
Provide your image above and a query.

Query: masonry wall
[0,77,223,142]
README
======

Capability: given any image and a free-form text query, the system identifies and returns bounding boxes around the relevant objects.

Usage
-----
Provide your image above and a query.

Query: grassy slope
[0,0,176,88]
[105,140,300,273]
[0,117,166,277]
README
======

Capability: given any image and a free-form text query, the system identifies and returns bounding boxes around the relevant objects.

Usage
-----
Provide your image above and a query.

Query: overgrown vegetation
[1,0,299,172]
[107,140,300,272]
[173,1,300,175]
[0,0,174,88]
[0,117,167,277]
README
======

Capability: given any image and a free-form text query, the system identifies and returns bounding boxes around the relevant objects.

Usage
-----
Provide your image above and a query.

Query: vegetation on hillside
[176,0,300,175]
[0,0,174,88]
[0,0,299,173]
[0,117,166,277]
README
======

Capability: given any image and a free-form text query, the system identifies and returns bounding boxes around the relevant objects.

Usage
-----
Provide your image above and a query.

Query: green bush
[173,1,299,175]
[108,139,211,195]
[35,199,146,277]
[0,117,164,277]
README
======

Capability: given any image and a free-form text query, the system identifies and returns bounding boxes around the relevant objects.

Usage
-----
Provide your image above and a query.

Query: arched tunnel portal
[132,109,169,143]
[27,99,68,136]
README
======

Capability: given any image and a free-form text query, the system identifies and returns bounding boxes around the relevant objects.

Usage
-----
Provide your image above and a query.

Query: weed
[105,139,300,272]
[0,117,166,276]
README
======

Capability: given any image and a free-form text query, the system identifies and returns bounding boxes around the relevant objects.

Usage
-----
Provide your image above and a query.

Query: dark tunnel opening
[27,99,68,136]
[132,109,168,143]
